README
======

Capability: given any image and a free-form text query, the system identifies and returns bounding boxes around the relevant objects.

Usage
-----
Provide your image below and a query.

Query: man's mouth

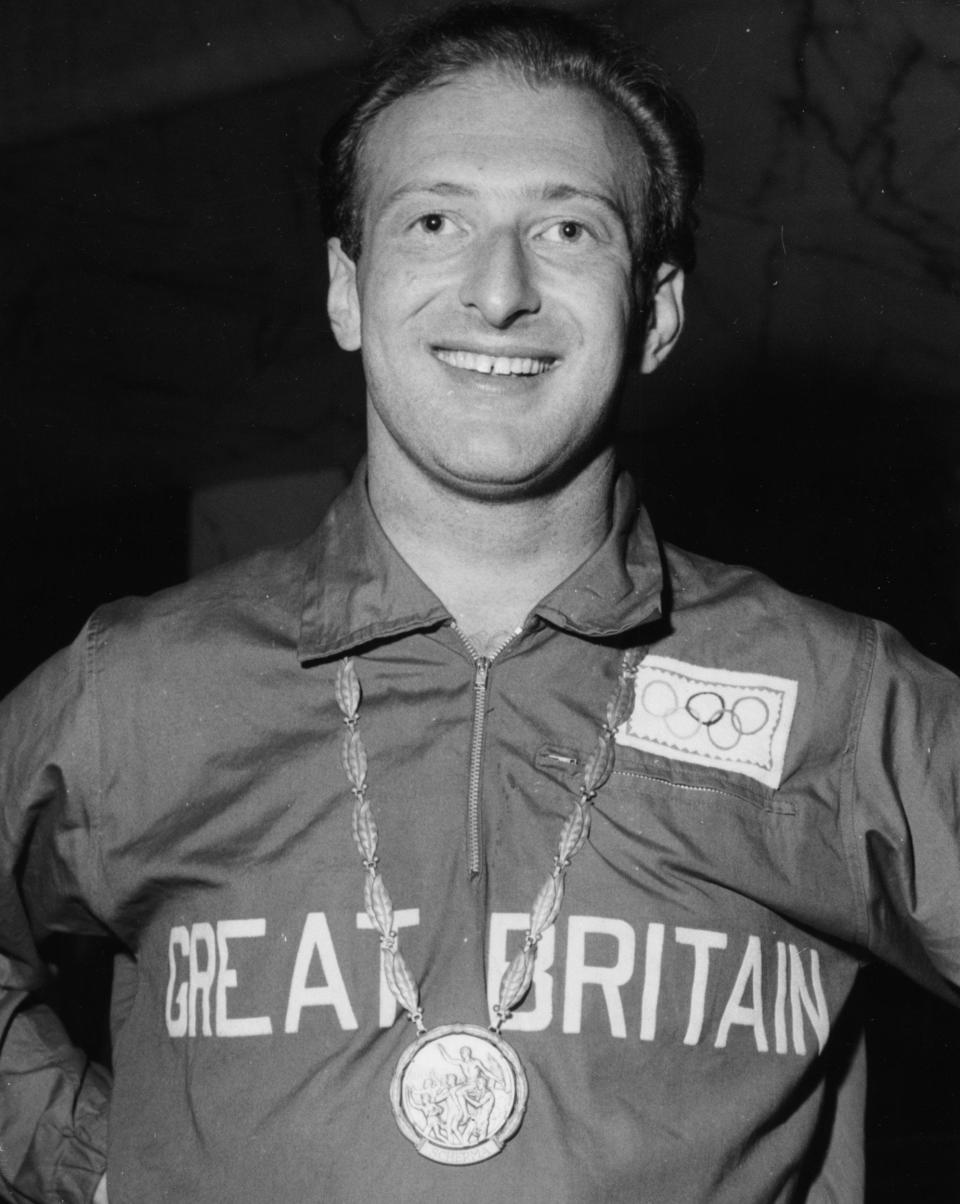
[433,348,556,376]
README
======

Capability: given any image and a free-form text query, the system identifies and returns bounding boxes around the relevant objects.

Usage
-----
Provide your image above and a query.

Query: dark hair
[319,3,703,295]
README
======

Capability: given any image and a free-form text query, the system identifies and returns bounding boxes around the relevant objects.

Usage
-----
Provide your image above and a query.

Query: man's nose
[458,227,541,326]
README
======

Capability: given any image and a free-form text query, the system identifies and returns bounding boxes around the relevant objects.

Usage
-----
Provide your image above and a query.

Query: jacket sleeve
[848,618,960,998]
[0,622,112,1203]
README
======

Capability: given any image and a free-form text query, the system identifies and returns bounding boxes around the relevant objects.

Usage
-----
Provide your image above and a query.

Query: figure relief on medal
[402,1034,512,1150]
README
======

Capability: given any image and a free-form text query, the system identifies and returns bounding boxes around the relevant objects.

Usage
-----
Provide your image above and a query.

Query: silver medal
[390,1024,528,1164]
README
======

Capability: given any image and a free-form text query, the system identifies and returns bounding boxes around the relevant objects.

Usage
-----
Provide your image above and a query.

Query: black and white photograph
[1,3,958,1200]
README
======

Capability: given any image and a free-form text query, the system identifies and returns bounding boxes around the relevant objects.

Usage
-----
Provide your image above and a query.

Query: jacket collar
[298,462,664,662]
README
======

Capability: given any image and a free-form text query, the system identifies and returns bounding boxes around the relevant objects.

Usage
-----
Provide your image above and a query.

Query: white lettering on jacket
[284,912,358,1032]
[164,913,830,1055]
[217,919,273,1037]
[166,920,273,1038]
[562,917,635,1038]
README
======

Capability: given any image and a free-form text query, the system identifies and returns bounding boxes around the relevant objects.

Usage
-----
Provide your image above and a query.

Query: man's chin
[431,455,585,504]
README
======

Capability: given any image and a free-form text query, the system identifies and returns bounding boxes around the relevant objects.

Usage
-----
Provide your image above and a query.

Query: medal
[391,1023,527,1164]
[335,648,639,1161]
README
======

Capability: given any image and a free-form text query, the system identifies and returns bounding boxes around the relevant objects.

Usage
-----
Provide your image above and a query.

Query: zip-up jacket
[2,467,959,1202]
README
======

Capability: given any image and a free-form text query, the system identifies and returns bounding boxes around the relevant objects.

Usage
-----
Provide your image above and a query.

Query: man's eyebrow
[381,181,477,209]
[538,184,631,226]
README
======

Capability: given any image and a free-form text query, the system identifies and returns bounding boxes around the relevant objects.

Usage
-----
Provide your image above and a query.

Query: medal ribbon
[335,647,640,1033]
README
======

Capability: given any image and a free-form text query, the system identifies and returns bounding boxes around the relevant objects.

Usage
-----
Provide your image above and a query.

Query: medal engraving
[391,1024,528,1164]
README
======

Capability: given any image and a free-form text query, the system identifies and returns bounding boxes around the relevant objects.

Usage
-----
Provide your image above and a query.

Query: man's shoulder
[657,536,957,723]
[664,540,860,633]
[90,535,313,674]
[659,538,870,681]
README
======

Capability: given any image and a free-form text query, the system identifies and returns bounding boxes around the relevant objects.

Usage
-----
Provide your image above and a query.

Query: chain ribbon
[335,648,641,1036]
[336,658,425,1034]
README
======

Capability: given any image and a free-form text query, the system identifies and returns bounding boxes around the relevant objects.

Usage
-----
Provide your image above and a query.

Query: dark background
[2,1,958,1197]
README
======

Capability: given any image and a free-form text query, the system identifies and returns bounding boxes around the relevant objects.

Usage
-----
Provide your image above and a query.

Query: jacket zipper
[466,656,490,878]
[454,625,520,879]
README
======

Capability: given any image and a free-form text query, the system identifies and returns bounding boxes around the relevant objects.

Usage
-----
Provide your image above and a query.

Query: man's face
[328,67,680,501]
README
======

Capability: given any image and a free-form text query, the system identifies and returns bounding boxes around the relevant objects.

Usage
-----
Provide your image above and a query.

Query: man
[1,5,958,1202]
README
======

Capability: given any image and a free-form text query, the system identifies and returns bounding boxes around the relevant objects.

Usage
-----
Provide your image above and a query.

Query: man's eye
[543,220,589,244]
[416,213,448,234]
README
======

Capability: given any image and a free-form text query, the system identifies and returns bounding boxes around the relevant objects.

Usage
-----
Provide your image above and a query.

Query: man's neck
[367,452,618,650]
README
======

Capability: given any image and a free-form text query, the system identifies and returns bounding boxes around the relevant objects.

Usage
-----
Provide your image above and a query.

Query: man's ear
[327,238,361,351]
[640,265,685,375]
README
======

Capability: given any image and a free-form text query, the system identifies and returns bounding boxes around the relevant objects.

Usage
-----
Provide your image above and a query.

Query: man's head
[320,3,702,305]
[320,5,701,504]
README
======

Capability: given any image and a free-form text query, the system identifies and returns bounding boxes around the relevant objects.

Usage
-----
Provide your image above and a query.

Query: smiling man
[323,19,686,657]
[2,6,960,1204]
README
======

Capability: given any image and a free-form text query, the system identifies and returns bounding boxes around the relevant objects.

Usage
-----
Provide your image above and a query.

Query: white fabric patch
[617,655,798,789]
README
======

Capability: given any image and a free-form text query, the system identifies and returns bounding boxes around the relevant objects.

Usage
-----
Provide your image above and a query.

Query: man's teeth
[435,349,553,376]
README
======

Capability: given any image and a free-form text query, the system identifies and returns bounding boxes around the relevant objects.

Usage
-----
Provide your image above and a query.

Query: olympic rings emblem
[640,680,770,751]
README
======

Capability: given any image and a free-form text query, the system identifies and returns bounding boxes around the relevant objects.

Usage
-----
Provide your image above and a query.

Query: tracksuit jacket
[2,466,959,1202]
